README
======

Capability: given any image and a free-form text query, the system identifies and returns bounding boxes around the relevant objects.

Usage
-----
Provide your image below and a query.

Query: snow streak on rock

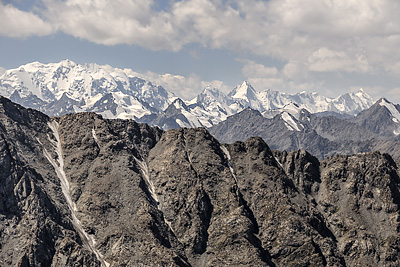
[44,120,109,267]
[134,157,177,235]
[92,128,99,145]
[135,157,159,207]
[220,145,238,183]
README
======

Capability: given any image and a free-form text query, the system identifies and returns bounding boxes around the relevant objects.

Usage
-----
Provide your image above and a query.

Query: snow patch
[380,99,400,123]
[15,70,43,99]
[274,156,284,169]
[281,112,302,131]
[92,128,99,145]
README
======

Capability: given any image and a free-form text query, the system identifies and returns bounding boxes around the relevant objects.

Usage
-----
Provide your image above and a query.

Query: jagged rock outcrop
[275,150,400,266]
[0,97,99,266]
[1,96,400,266]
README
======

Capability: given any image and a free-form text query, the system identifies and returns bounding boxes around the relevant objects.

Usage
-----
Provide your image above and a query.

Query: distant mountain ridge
[0,60,375,129]
[210,97,400,160]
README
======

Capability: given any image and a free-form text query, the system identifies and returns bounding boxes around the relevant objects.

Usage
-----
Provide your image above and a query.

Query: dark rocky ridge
[1,96,400,266]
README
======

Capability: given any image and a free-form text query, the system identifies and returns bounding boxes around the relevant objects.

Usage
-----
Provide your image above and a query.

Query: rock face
[1,96,400,266]
[274,150,400,266]
[0,97,99,266]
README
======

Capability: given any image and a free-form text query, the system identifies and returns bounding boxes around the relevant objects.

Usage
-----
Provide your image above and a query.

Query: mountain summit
[0,60,375,129]
[0,60,175,119]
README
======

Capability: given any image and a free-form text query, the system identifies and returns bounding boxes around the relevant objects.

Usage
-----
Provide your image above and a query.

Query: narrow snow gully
[135,157,177,235]
[220,145,238,184]
[43,120,110,267]
[92,128,99,144]
[135,157,159,207]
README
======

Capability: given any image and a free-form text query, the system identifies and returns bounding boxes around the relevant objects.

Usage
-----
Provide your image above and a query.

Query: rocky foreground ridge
[1,96,400,266]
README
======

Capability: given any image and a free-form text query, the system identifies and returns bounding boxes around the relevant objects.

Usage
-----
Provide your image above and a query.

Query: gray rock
[1,96,400,266]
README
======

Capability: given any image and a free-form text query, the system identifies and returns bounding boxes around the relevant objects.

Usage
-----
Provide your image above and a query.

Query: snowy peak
[379,98,400,125]
[0,60,174,120]
[261,101,307,131]
[164,98,203,128]
[355,88,369,98]
[0,60,379,131]
[58,59,78,68]
[256,88,374,115]
[202,85,221,96]
[228,81,264,111]
[352,98,400,136]
[172,98,189,111]
[196,86,227,105]
[229,81,257,100]
[333,88,374,115]
[282,102,302,116]
[262,102,306,120]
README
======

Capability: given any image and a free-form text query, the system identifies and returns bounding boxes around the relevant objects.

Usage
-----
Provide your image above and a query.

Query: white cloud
[41,0,179,49]
[240,60,278,78]
[36,0,400,76]
[3,0,400,90]
[282,62,305,79]
[0,3,53,37]
[247,77,285,91]
[308,48,370,73]
[387,88,400,104]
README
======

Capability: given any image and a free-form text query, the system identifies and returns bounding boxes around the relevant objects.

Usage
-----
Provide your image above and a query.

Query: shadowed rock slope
[1,96,400,266]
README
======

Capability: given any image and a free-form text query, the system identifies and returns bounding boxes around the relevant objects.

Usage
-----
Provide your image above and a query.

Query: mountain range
[210,98,400,160]
[0,60,374,129]
[2,60,400,161]
[1,95,400,266]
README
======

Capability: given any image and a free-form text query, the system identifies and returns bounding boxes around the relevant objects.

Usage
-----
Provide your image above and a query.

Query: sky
[1,0,400,102]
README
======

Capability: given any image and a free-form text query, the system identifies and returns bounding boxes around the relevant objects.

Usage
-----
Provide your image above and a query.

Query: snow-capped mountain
[0,60,175,119]
[189,86,243,126]
[164,82,374,130]
[352,98,400,137]
[216,80,373,117]
[0,60,376,129]
[228,81,265,111]
[253,86,373,115]
[209,98,400,160]
[140,90,242,130]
